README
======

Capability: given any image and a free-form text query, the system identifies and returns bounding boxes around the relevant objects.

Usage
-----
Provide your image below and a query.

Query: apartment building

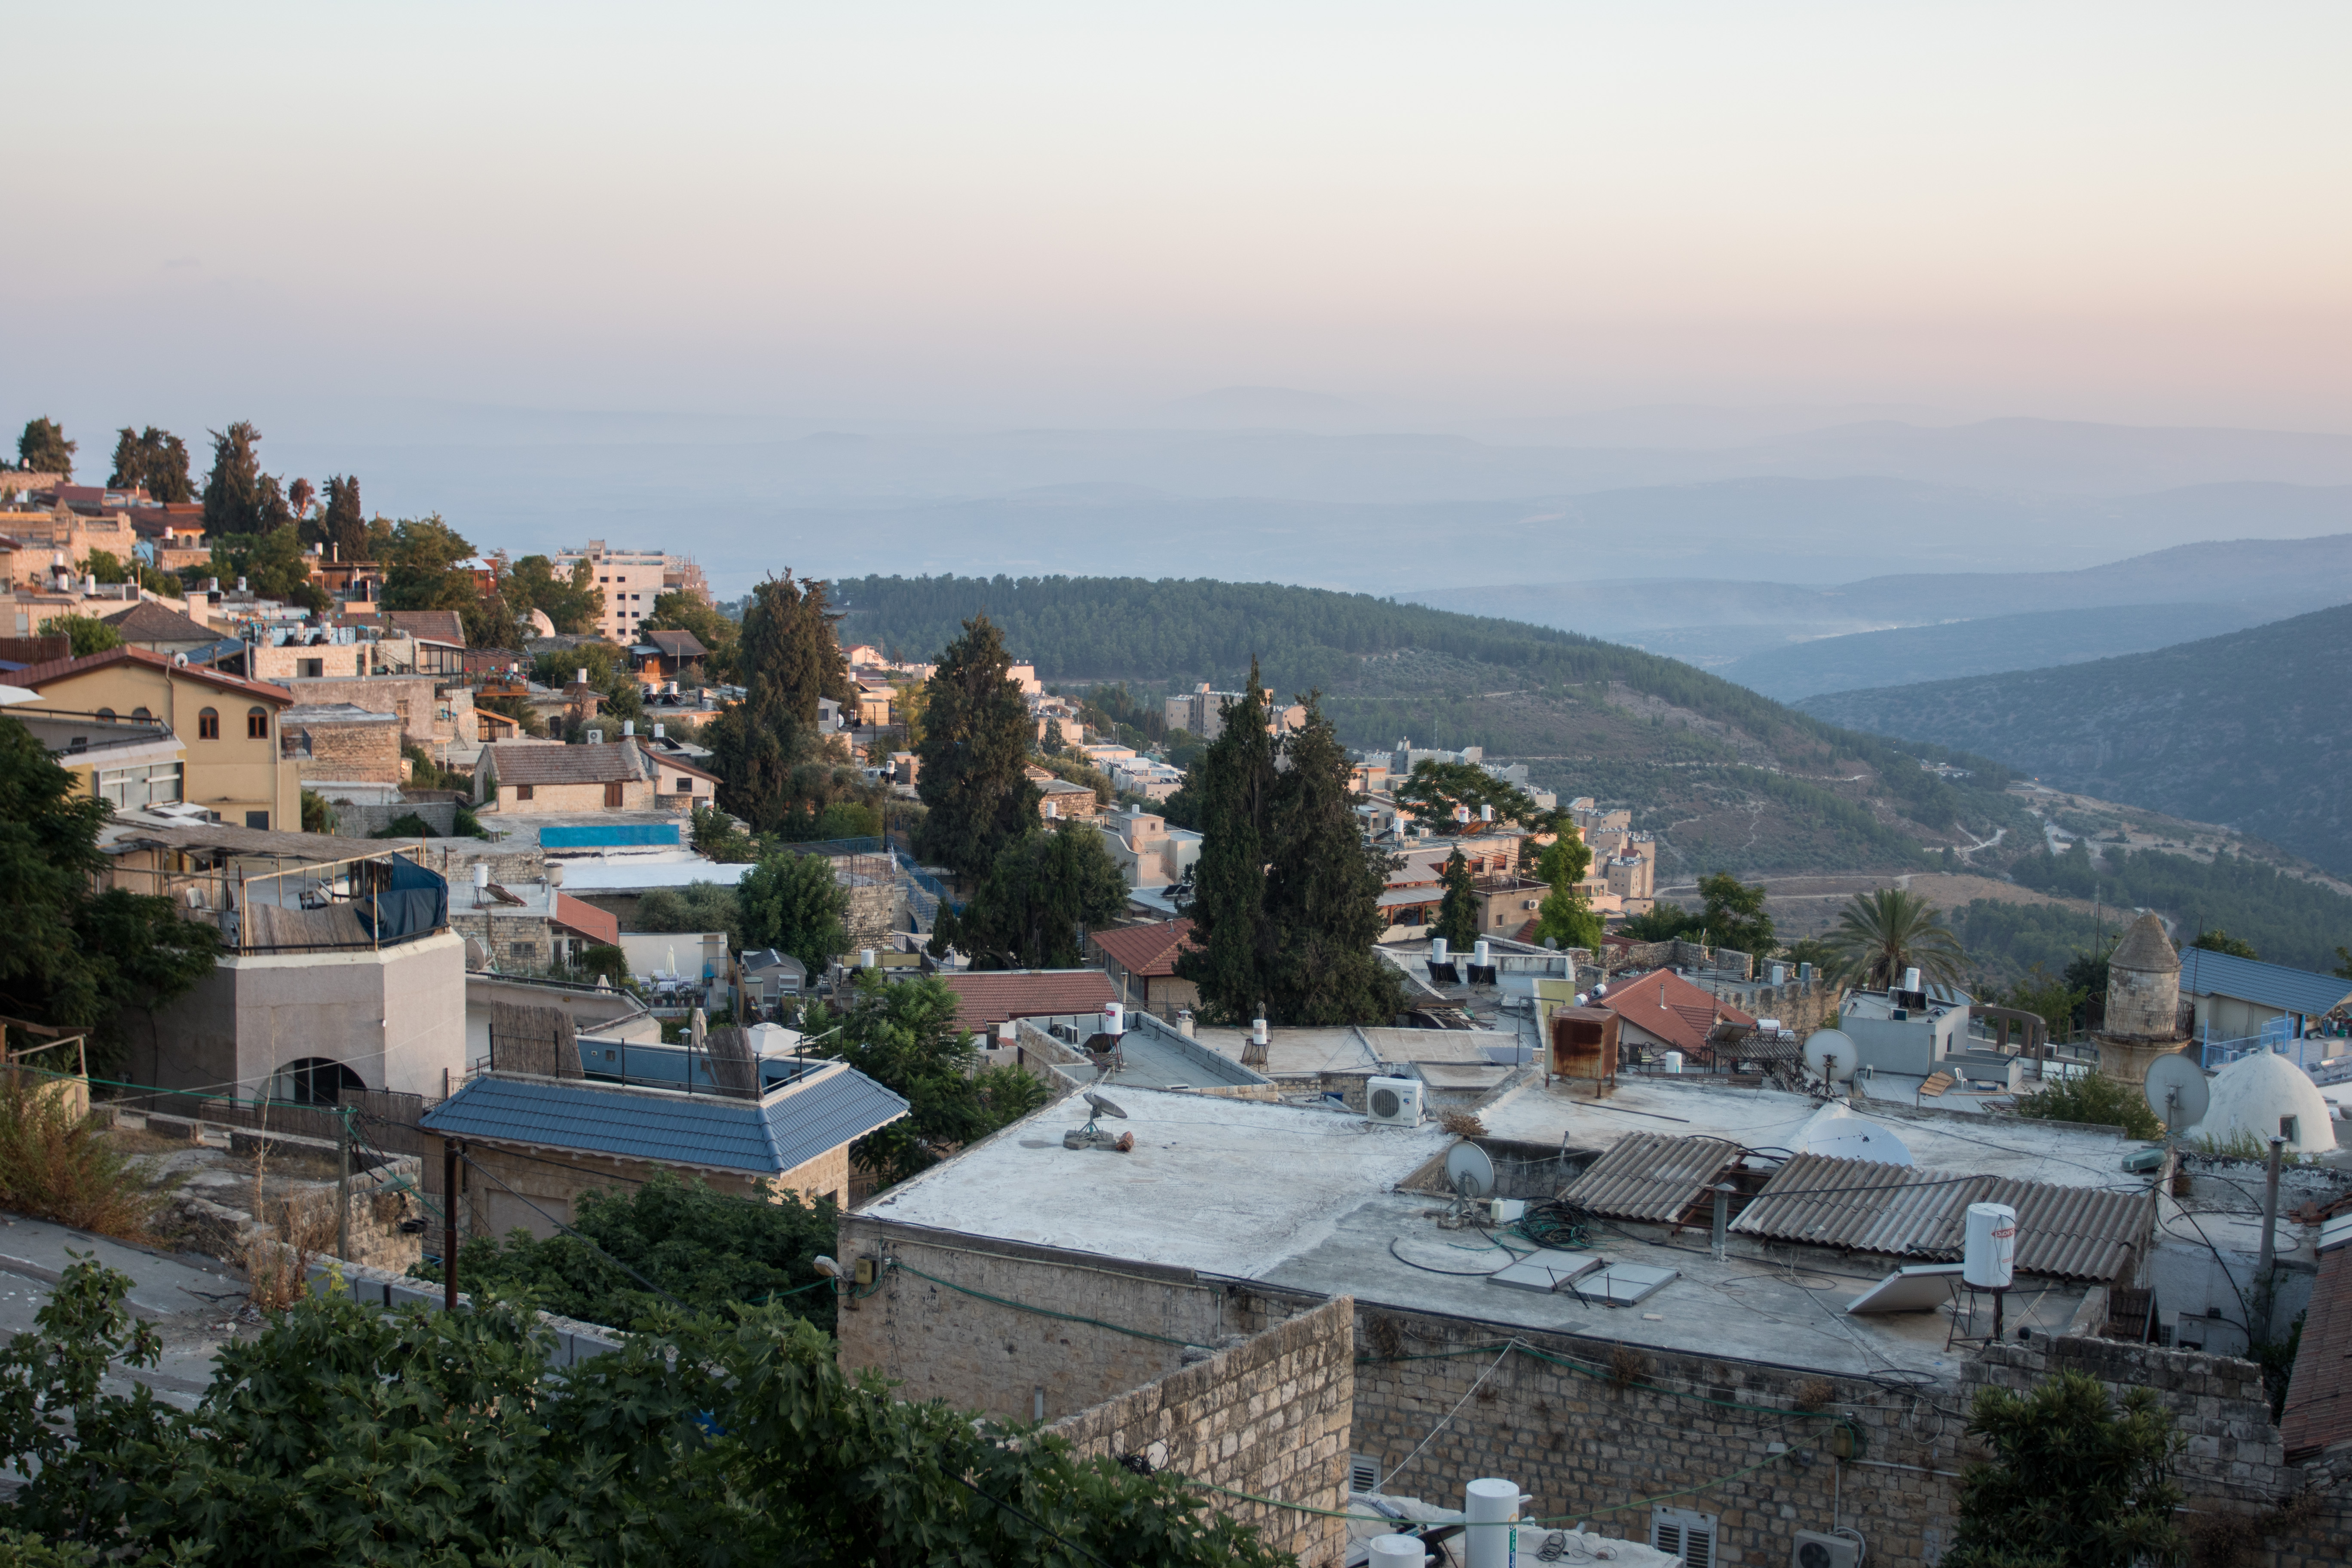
[551,541,711,642]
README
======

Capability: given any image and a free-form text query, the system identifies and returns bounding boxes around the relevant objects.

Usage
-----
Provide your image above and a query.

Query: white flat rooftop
[859,1089,1448,1276]
[1475,1074,2147,1190]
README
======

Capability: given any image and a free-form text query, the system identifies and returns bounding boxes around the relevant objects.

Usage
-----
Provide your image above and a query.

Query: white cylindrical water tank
[1771,964,1787,985]
[1251,1015,1269,1047]
[1473,940,1491,968]
[1902,966,1921,992]
[546,862,564,888]
[1963,1202,2017,1290]
[1101,1002,1125,1038]
[1480,803,1494,822]
[1431,937,1449,965]
[1367,1536,1425,1566]
[1463,1477,1519,1568]
[576,668,588,686]
[1663,1050,1684,1075]
[859,949,876,969]
[473,864,490,891]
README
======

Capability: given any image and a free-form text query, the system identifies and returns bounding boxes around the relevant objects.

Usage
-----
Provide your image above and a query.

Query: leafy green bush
[0,1258,1293,1566]
[368,811,439,839]
[2014,1069,2163,1139]
[413,1170,839,1333]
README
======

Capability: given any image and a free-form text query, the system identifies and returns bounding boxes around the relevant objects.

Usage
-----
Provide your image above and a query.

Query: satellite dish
[1445,1140,1496,1200]
[2143,1053,2210,1132]
[1804,1028,1859,1085]
[1083,1090,1127,1121]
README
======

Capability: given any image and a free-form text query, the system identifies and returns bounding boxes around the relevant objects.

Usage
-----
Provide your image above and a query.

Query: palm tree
[1828,887,1966,990]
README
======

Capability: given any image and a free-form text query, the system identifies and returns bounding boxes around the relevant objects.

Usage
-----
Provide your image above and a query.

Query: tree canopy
[1433,850,1478,951]
[105,427,193,502]
[1828,887,1964,989]
[1945,1369,2183,1568]
[642,588,740,680]
[798,972,1047,1187]
[942,821,1129,971]
[14,416,74,475]
[912,613,1040,881]
[1178,674,1404,1025]
[1394,758,1555,834]
[708,575,855,835]
[0,1256,1289,1567]
[0,717,219,1079]
[504,553,604,636]
[1531,834,1603,951]
[738,849,851,976]
[202,524,326,612]
[1695,871,1775,959]
[35,615,122,658]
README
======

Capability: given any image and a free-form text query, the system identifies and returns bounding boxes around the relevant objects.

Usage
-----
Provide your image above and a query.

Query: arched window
[272,1057,368,1108]
[197,707,220,740]
[96,707,117,723]
[246,706,269,740]
[131,707,152,722]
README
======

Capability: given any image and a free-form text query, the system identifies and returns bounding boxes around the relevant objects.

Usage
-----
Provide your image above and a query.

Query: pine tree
[1434,850,1478,950]
[949,821,1129,970]
[200,422,268,536]
[912,614,1041,881]
[14,416,74,476]
[1173,670,1276,1021]
[1262,699,1406,1024]
[710,574,853,833]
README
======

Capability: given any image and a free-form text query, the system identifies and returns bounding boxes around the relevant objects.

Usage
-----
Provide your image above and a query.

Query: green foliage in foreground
[1945,1370,2183,1568]
[2013,1069,2165,1140]
[413,1170,842,1336]
[0,1258,1295,1567]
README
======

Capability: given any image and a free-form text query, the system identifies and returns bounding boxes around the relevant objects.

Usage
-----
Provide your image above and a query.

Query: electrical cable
[1378,1340,1516,1491]
[944,1471,1119,1568]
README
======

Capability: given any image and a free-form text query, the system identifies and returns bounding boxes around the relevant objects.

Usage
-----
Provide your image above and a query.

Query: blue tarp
[358,856,449,945]
[539,823,681,848]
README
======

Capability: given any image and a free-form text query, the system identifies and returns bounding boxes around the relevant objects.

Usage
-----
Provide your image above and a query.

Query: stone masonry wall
[1049,1296,1356,1566]
[834,1219,1257,1423]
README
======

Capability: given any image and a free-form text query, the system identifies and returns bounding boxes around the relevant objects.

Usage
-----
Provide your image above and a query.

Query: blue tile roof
[421,1063,909,1176]
[2179,948,2352,1020]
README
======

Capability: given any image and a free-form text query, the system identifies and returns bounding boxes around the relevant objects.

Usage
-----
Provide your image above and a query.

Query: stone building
[281,703,404,800]
[477,739,657,813]
[834,1069,2352,1568]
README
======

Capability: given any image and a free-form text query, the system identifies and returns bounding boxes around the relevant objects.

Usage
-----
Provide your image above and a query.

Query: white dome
[1792,1102,1914,1165]
[2197,1050,2336,1157]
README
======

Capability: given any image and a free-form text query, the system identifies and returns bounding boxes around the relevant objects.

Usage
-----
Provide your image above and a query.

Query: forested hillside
[833,574,2028,876]
[1800,604,2352,878]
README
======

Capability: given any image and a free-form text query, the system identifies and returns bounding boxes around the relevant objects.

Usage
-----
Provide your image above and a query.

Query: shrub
[0,1073,171,1241]
[2013,1069,2163,1139]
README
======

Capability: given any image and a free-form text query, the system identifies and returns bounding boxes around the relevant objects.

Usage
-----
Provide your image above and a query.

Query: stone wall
[460,1140,849,1241]
[292,712,402,786]
[843,879,896,946]
[834,1220,1254,1424]
[1049,1295,1355,1567]
[331,800,459,839]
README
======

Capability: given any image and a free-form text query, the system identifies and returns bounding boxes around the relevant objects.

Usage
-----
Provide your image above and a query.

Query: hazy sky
[7,2,2349,437]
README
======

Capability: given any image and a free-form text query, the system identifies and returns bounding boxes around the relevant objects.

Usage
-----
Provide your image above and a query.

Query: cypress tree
[710,574,853,833]
[1262,698,1406,1024]
[1433,850,1478,952]
[200,422,267,537]
[15,416,74,476]
[913,614,1041,881]
[107,426,194,502]
[319,474,368,558]
[1173,669,1277,1022]
[1532,834,1605,950]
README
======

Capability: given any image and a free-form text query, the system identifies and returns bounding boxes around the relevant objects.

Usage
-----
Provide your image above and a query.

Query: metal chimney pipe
[442,1139,460,1312]
[2259,1136,2284,1335]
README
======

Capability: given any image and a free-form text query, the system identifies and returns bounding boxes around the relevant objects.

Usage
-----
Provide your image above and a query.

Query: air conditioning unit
[1365,1076,1423,1127]
[1654,1508,1717,1568]
[1790,1532,1860,1568]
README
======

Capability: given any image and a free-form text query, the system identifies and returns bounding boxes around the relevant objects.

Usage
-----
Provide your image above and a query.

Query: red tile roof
[551,893,620,948]
[383,609,466,647]
[937,970,1118,1030]
[9,644,294,704]
[2283,1240,2352,1459]
[1091,919,1196,979]
[1593,968,1756,1056]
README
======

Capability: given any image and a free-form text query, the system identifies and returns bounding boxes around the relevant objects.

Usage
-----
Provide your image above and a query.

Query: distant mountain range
[1418,531,2352,678]
[1797,604,2352,878]
[281,414,2352,599]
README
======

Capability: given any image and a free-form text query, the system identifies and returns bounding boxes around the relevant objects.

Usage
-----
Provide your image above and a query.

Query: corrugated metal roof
[2179,947,2352,1020]
[1557,1131,1741,1223]
[421,1063,909,1177]
[1732,1152,2149,1282]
